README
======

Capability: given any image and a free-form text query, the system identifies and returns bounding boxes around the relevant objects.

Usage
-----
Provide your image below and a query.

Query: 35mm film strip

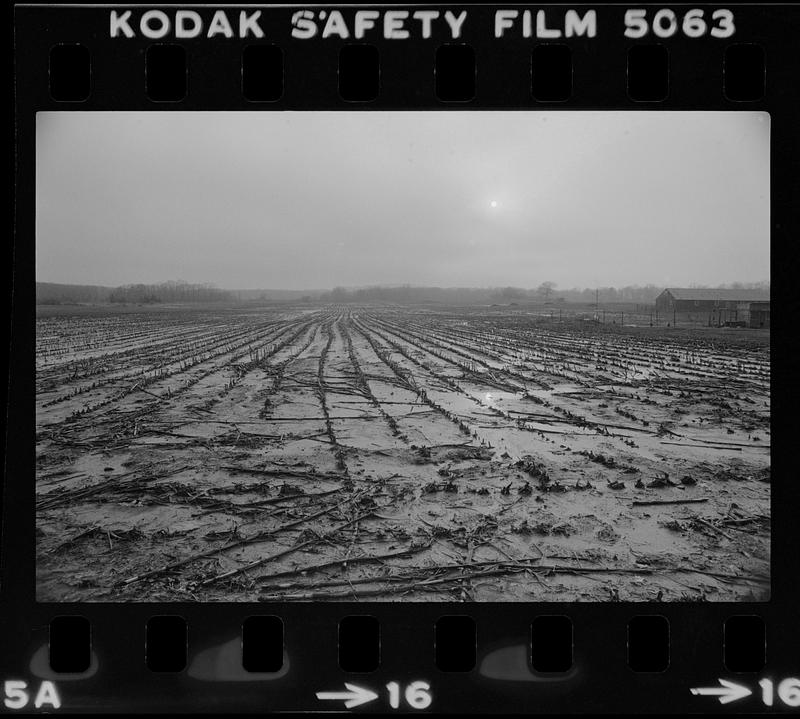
[6,2,799,714]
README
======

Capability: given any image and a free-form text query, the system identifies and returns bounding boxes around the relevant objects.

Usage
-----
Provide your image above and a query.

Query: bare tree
[537,281,556,301]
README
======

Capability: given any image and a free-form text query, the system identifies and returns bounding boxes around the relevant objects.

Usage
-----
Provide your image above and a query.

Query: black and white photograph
[35,111,770,602]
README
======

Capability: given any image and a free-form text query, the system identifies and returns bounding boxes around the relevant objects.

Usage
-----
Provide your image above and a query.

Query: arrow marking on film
[316,683,379,709]
[690,679,752,704]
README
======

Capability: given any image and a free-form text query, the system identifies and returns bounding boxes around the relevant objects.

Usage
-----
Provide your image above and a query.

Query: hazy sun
[490,200,498,208]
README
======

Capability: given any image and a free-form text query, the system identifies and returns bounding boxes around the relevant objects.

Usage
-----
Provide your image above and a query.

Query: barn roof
[662,288,770,302]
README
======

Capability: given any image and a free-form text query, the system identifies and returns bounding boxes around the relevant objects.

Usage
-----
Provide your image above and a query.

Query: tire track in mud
[393,312,769,392]
[366,314,732,447]
[371,315,629,425]
[357,316,672,482]
[368,313,556,391]
[39,318,299,426]
[186,314,424,597]
[381,315,564,384]
[317,316,350,476]
[206,318,320,410]
[339,313,408,442]
[350,316,475,442]
[256,322,321,420]
[487,322,767,389]
[135,312,332,446]
[37,314,220,368]
[40,317,317,437]
[358,319,582,470]
[37,313,372,597]
[39,316,258,372]
[374,312,609,388]
[360,316,610,445]
[387,314,769,459]
[39,316,290,409]
[405,318,651,428]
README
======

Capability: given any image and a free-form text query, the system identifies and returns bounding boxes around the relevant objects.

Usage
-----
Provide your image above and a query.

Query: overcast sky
[36,111,769,290]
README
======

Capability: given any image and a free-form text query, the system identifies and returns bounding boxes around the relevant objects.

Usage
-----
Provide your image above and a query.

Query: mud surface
[36,303,770,601]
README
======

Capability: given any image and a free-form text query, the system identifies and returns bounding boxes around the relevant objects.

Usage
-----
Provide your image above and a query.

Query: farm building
[655,288,770,328]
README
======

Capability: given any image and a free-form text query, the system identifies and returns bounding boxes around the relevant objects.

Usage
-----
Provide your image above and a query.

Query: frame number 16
[760,678,800,707]
[386,681,433,710]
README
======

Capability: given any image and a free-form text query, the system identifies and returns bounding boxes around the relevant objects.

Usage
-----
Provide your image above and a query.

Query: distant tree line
[36,282,113,304]
[313,280,769,305]
[38,278,770,306]
[109,281,233,304]
[319,285,494,304]
[316,283,575,304]
[560,285,664,303]
[36,281,233,305]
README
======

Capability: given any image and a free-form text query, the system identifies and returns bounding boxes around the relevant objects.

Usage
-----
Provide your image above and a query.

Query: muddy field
[35,303,770,602]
